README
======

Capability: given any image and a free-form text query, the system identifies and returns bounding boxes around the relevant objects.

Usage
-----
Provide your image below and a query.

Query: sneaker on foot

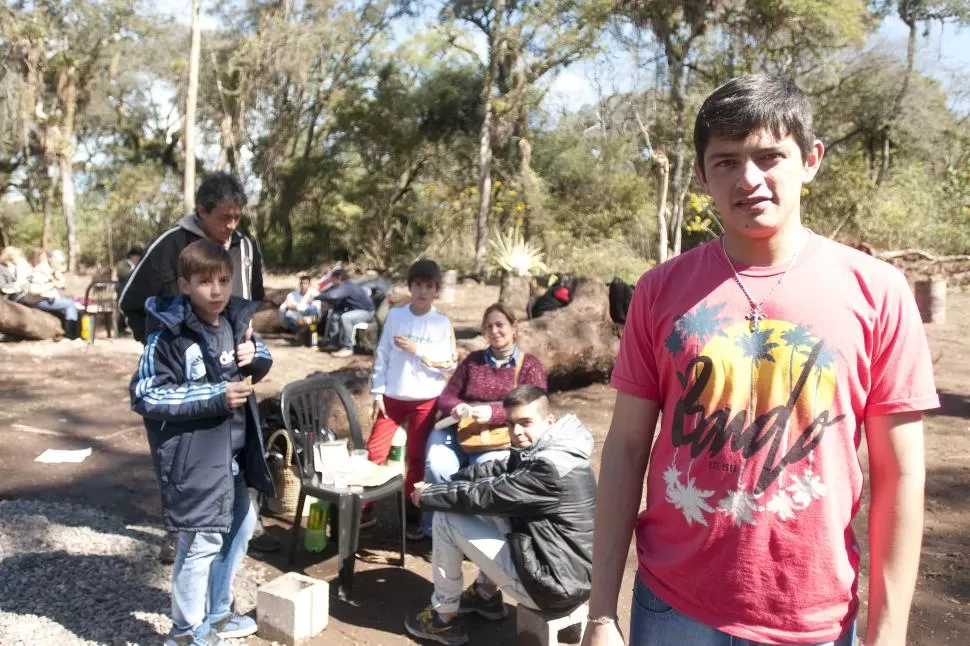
[248,531,282,553]
[404,605,469,645]
[211,613,258,639]
[458,584,507,620]
[332,348,354,358]
[159,532,178,564]
[164,627,225,646]
[406,523,426,541]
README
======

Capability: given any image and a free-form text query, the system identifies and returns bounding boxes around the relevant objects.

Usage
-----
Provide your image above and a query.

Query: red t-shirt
[611,235,939,643]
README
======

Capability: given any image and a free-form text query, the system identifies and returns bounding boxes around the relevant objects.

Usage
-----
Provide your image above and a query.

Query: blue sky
[156,1,968,114]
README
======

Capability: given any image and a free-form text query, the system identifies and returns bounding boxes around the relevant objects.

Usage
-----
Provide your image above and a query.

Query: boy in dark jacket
[405,385,596,646]
[130,240,274,646]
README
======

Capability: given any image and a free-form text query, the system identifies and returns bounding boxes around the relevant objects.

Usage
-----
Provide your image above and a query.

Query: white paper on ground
[35,448,93,464]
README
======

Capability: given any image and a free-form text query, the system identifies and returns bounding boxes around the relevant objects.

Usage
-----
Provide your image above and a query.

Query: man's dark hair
[407,258,442,289]
[503,384,550,415]
[127,246,144,258]
[298,274,311,282]
[694,74,814,175]
[195,172,247,214]
[332,267,349,281]
[178,239,233,281]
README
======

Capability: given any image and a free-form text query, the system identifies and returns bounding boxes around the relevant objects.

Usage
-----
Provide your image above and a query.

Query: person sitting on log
[278,274,321,334]
[25,248,81,339]
[0,246,32,304]
[405,385,596,646]
[422,303,547,539]
[317,267,376,358]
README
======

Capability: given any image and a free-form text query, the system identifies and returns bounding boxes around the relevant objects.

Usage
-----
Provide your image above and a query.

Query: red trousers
[367,395,437,497]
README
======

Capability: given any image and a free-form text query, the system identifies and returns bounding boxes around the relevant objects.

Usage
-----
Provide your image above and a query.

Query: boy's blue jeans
[171,461,256,634]
[630,575,857,646]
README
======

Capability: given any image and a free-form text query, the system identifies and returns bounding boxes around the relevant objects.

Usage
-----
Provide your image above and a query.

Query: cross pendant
[746,306,766,331]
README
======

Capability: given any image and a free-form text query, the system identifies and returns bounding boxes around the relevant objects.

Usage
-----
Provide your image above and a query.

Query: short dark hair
[178,239,233,281]
[195,172,247,214]
[127,246,144,258]
[503,384,550,414]
[694,74,814,175]
[298,274,311,282]
[407,258,442,290]
[332,267,349,281]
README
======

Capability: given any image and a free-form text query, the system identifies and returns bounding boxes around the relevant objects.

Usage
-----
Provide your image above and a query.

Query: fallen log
[518,277,620,390]
[0,299,64,340]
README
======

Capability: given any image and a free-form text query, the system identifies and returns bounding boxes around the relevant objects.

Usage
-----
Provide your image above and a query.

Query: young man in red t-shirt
[583,75,938,646]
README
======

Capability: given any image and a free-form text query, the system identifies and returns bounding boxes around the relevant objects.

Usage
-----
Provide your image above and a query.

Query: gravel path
[0,500,265,646]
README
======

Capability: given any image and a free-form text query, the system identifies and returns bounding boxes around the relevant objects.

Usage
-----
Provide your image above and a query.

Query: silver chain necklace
[720,232,811,332]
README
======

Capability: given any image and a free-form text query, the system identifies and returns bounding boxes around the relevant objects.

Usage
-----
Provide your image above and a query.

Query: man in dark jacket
[318,268,375,357]
[119,172,265,343]
[119,172,277,559]
[405,385,596,646]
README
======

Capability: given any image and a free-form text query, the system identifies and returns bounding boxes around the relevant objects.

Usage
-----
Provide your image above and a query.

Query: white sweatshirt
[371,305,456,401]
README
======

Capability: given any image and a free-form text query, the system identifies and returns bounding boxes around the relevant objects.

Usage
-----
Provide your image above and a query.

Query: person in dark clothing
[130,240,274,645]
[319,267,375,358]
[118,172,278,561]
[118,173,265,343]
[405,385,596,646]
[116,246,144,334]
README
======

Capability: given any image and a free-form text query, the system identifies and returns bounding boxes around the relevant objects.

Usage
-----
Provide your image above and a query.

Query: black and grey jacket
[130,295,274,533]
[118,213,265,342]
[421,414,597,612]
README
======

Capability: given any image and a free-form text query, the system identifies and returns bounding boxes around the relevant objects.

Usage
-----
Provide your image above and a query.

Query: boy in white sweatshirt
[368,259,457,537]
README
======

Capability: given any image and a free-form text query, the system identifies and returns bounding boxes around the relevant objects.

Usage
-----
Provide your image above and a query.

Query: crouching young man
[405,384,597,645]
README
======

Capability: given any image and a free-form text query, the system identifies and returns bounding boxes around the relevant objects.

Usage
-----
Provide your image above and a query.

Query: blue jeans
[36,297,78,321]
[326,308,375,350]
[279,304,320,332]
[630,575,857,646]
[171,461,256,634]
[424,426,509,533]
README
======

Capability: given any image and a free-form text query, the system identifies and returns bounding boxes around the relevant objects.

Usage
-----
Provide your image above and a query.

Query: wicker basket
[265,429,302,517]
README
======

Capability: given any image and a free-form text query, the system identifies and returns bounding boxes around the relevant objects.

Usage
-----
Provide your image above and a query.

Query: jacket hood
[177,213,207,239]
[527,413,593,461]
[177,213,241,248]
[144,293,260,340]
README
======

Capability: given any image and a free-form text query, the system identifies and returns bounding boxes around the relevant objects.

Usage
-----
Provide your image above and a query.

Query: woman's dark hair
[694,74,814,175]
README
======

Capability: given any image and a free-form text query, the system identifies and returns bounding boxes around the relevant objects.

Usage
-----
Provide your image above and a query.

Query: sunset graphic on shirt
[662,301,844,527]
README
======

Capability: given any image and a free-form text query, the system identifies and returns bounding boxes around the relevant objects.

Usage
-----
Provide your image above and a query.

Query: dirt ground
[0,278,967,645]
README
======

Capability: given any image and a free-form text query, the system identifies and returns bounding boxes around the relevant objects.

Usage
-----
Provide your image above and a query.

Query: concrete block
[516,603,588,646]
[257,572,329,645]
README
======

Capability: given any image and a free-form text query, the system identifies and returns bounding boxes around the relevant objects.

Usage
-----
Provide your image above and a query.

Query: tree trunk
[59,153,78,269]
[877,13,916,187]
[654,150,670,263]
[183,0,202,213]
[473,0,503,280]
[498,272,530,319]
[41,184,53,250]
[474,90,494,280]
[0,299,64,340]
[667,54,689,257]
[57,64,80,271]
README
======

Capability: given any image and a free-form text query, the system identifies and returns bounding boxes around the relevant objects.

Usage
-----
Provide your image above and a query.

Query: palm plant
[487,224,548,277]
